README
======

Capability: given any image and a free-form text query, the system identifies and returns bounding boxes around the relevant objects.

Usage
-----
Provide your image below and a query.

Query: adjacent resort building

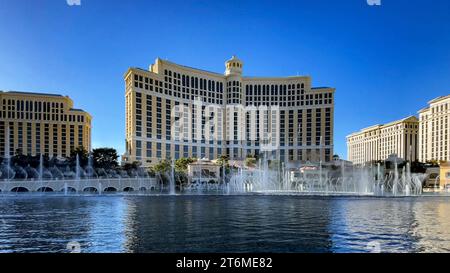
[0,91,92,158]
[418,95,450,163]
[346,116,419,165]
[346,94,450,189]
[123,56,335,167]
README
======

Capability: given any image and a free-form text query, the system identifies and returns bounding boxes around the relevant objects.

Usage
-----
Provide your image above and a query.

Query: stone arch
[123,187,134,192]
[60,187,77,193]
[139,187,147,191]
[83,187,98,193]
[104,187,118,192]
[10,187,30,193]
[37,187,54,192]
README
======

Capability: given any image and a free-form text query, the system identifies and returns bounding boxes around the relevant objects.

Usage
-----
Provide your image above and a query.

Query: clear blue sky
[0,0,449,158]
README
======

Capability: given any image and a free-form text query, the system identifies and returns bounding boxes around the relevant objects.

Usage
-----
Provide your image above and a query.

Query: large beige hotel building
[347,94,450,165]
[123,56,335,166]
[0,91,92,158]
[346,116,419,165]
[418,95,450,162]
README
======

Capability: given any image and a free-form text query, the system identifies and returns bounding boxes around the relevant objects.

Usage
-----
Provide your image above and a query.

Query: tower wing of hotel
[346,116,419,165]
[418,95,450,163]
[347,94,450,165]
[0,91,92,158]
[123,56,335,167]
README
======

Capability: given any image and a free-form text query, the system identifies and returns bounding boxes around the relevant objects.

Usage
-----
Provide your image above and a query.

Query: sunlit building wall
[123,57,335,167]
[347,116,419,165]
[418,95,450,163]
[0,91,92,158]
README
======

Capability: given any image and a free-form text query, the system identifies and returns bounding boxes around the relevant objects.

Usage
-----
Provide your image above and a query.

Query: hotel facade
[418,95,450,163]
[347,116,419,165]
[123,56,335,167]
[0,91,92,158]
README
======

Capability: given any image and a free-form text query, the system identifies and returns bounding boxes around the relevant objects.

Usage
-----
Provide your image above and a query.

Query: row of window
[0,121,86,157]
[130,139,332,162]
[2,99,63,112]
[348,134,418,163]
[134,93,332,144]
[132,72,332,107]
[1,99,86,122]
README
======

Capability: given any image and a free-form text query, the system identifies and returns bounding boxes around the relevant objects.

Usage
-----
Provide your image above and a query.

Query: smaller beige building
[347,116,419,165]
[440,162,450,190]
[0,91,92,158]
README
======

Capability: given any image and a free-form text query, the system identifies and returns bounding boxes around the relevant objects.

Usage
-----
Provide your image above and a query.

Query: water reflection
[0,196,449,253]
[410,200,450,252]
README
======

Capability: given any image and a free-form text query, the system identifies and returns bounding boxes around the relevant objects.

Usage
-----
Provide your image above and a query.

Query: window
[146,142,152,158]
[136,140,142,158]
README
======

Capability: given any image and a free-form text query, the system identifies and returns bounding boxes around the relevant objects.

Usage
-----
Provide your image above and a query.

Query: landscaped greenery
[1,147,121,171]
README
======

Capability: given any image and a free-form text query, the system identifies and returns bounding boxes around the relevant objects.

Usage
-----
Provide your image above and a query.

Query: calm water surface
[0,194,449,253]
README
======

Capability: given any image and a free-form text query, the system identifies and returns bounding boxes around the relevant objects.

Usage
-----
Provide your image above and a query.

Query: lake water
[0,194,449,253]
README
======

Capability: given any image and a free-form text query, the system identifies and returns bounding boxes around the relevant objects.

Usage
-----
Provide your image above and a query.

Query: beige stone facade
[347,116,419,165]
[123,56,335,167]
[0,91,92,158]
[440,162,450,189]
[418,95,450,163]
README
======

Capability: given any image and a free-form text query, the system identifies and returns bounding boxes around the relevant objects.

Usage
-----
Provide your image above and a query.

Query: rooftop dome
[225,55,243,76]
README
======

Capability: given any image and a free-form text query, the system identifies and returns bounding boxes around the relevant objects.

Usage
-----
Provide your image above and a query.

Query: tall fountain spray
[377,163,384,195]
[38,153,45,193]
[319,136,323,192]
[87,153,94,178]
[39,154,43,181]
[75,154,80,193]
[169,158,175,195]
[404,164,410,196]
[4,126,11,181]
[392,161,399,196]
[75,154,80,181]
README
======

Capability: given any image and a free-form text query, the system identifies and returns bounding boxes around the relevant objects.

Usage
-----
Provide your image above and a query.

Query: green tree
[150,159,172,186]
[152,159,171,174]
[11,149,29,167]
[425,159,439,167]
[93,147,119,170]
[411,161,426,173]
[69,146,89,167]
[175,157,196,173]
[245,157,257,168]
[215,155,232,178]
[122,161,141,171]
[175,171,189,187]
[246,153,260,161]
[216,155,229,167]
